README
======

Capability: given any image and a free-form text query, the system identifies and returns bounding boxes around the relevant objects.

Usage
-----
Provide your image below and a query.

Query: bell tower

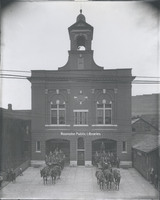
[59,10,103,70]
[69,9,93,51]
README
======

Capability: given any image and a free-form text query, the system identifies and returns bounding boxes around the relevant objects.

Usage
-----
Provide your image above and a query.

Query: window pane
[97,110,103,124]
[51,104,57,109]
[105,103,111,108]
[82,112,87,124]
[83,112,87,124]
[74,112,78,124]
[98,117,103,124]
[59,110,65,124]
[59,104,65,109]
[51,110,57,124]
[79,112,82,124]
[123,141,127,151]
[105,110,111,124]
[97,104,103,108]
[36,141,40,151]
[97,110,103,117]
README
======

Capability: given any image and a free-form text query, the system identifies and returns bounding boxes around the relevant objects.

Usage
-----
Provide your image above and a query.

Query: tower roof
[76,9,86,22]
[68,10,93,32]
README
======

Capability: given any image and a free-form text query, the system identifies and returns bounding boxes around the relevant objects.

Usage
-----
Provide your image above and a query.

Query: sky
[1,1,159,110]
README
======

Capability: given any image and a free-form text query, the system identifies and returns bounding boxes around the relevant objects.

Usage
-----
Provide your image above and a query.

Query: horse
[53,165,61,179]
[50,167,57,184]
[95,170,106,190]
[113,169,121,190]
[40,166,50,185]
[103,169,114,190]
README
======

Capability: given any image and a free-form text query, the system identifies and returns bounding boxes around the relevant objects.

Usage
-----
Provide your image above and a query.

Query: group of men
[6,169,16,182]
[45,149,66,168]
[0,167,24,189]
[94,151,120,169]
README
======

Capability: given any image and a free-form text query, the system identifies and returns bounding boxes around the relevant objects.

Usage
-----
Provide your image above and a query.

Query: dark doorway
[46,139,70,164]
[77,137,85,166]
[77,151,85,166]
[92,139,117,164]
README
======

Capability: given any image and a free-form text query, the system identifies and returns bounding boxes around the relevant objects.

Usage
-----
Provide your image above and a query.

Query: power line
[0,74,30,78]
[0,70,31,73]
[0,73,160,84]
[0,77,160,84]
[0,77,26,79]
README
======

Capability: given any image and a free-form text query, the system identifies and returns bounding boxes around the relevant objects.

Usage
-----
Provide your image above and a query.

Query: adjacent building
[28,11,135,166]
[132,134,159,181]
[132,117,158,136]
[132,93,159,116]
[0,104,31,172]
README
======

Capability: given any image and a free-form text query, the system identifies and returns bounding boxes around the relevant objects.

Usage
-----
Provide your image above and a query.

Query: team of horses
[40,164,62,185]
[95,167,121,191]
[40,150,121,190]
[40,149,66,185]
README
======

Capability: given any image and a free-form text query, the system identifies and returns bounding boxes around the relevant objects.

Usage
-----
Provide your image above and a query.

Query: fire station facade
[28,11,135,166]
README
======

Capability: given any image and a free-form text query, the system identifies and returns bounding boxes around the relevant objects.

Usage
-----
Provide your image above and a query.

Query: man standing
[19,168,23,176]
[0,174,3,188]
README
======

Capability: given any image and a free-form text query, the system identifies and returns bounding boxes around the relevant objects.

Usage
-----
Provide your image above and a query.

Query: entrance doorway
[77,137,85,166]
[46,139,70,164]
[77,151,85,166]
[92,139,117,165]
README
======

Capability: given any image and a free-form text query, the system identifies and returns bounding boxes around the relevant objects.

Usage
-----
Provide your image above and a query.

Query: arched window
[78,137,84,149]
[96,99,112,124]
[50,100,66,125]
[76,35,86,50]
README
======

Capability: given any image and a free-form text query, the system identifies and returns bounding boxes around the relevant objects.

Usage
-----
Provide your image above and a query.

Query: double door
[77,150,85,166]
[77,137,85,166]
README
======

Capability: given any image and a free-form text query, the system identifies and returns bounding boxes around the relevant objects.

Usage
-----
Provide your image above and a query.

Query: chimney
[8,104,12,111]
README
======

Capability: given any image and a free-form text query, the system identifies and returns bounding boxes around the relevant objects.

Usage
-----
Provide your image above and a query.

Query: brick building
[28,11,135,166]
[0,104,31,172]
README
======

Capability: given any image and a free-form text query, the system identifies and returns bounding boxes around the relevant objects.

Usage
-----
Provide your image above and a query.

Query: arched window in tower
[76,35,86,50]
[96,99,112,125]
[50,100,66,125]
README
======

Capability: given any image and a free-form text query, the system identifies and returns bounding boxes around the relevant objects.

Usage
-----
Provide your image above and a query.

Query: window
[36,141,41,152]
[96,100,112,124]
[77,35,86,50]
[122,141,127,152]
[50,100,66,124]
[74,110,88,125]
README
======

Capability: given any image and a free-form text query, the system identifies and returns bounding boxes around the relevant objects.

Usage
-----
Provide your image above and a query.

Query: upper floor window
[36,141,41,152]
[122,141,127,153]
[50,100,66,125]
[74,110,88,125]
[96,99,112,124]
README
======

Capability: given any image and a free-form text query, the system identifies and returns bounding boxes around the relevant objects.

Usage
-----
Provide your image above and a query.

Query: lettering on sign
[60,132,101,136]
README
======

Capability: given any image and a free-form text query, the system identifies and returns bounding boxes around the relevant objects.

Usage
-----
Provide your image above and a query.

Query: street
[0,166,158,199]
